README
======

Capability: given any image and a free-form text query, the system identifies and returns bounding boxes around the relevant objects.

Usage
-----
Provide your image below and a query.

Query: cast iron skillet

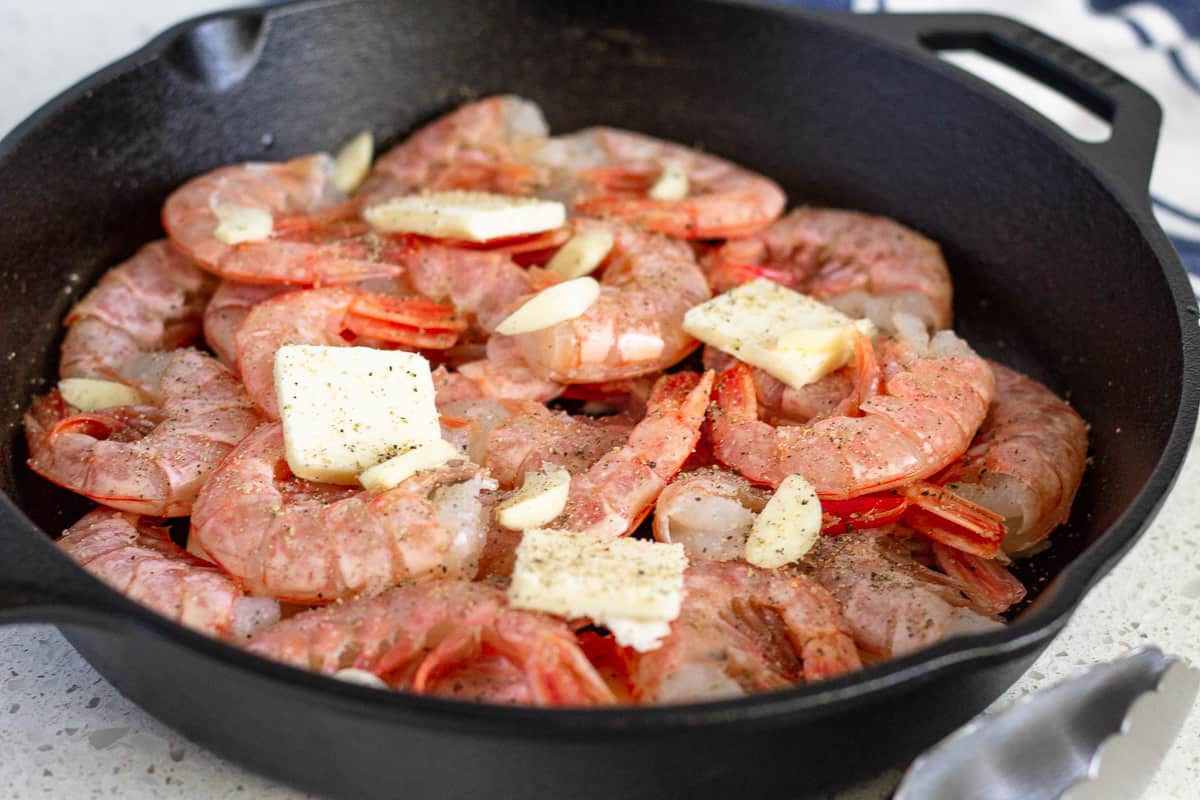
[0,1,1196,797]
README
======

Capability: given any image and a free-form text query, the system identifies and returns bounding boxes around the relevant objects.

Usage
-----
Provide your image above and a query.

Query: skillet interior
[0,1,1195,797]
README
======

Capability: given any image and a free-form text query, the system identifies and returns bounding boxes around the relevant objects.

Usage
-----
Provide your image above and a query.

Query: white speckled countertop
[1,3,1197,798]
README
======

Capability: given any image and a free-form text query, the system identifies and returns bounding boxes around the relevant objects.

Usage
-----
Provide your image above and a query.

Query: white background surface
[1,2,1198,798]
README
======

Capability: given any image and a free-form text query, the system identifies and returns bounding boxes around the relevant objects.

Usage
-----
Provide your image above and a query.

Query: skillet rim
[0,0,1196,733]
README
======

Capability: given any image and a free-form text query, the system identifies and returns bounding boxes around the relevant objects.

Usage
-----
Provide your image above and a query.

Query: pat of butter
[57,377,140,411]
[509,529,687,652]
[682,278,874,390]
[745,474,822,569]
[274,345,440,484]
[496,467,571,530]
[364,190,565,242]
[359,438,459,492]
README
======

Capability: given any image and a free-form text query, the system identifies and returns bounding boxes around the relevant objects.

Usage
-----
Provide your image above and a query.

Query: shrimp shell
[61,241,215,380]
[25,349,261,517]
[246,579,614,706]
[58,508,279,639]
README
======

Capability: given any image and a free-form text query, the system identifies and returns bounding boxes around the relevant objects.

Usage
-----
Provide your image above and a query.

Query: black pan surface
[0,2,1196,798]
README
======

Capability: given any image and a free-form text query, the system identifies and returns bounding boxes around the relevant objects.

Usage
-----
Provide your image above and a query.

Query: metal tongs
[894,648,1199,800]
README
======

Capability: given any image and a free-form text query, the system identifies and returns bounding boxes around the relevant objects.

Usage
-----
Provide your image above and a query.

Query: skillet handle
[838,12,1162,196]
[0,500,121,627]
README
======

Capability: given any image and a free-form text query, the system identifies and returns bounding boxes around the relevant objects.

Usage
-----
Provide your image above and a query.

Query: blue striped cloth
[779,0,1200,295]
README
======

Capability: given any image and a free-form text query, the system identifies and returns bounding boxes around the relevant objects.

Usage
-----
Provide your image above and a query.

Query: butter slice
[274,345,440,484]
[682,278,874,390]
[509,529,687,652]
[364,191,565,242]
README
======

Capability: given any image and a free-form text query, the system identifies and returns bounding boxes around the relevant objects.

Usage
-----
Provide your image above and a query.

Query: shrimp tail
[901,481,1007,558]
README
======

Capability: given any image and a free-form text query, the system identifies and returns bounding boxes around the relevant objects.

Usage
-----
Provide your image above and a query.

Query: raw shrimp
[483,403,634,489]
[359,95,551,202]
[709,330,994,497]
[202,281,292,368]
[531,127,786,238]
[704,208,953,332]
[547,370,713,537]
[702,345,859,426]
[457,335,564,402]
[25,349,261,517]
[939,361,1089,556]
[234,286,465,418]
[58,508,279,639]
[164,154,414,285]
[628,560,861,703]
[507,221,711,383]
[60,241,215,380]
[801,528,1024,659]
[398,239,557,335]
[190,423,491,603]
[652,467,768,561]
[245,579,614,706]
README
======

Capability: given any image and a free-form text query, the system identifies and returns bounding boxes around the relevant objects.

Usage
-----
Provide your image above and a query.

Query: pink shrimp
[456,335,564,402]
[702,345,862,427]
[60,241,215,380]
[234,286,465,418]
[245,580,614,706]
[532,127,785,238]
[483,404,635,489]
[163,154,417,285]
[359,95,551,202]
[704,208,953,332]
[939,361,1089,556]
[652,467,768,562]
[202,281,292,368]
[546,370,713,537]
[190,423,491,603]
[801,528,1024,660]
[628,561,861,703]
[398,239,558,335]
[57,508,279,639]
[25,349,261,516]
[709,330,994,498]
[506,221,711,383]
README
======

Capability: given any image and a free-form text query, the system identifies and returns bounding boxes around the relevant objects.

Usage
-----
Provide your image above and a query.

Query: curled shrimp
[940,361,1089,556]
[202,281,291,368]
[190,423,491,603]
[546,370,713,537]
[164,154,414,285]
[628,561,861,703]
[58,508,279,639]
[359,95,551,202]
[709,330,994,497]
[234,286,465,418]
[245,579,614,706]
[483,403,634,489]
[25,349,261,517]
[704,208,953,332]
[801,528,1024,659]
[506,221,711,383]
[531,127,785,238]
[652,467,768,562]
[61,241,215,380]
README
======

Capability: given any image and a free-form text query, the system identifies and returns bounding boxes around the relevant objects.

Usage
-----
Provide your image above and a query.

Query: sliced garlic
[333,669,389,689]
[648,162,689,201]
[495,466,571,530]
[546,229,614,279]
[745,473,822,569]
[332,130,374,194]
[358,438,460,492]
[213,203,273,245]
[364,191,565,242]
[57,377,139,411]
[494,277,600,336]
